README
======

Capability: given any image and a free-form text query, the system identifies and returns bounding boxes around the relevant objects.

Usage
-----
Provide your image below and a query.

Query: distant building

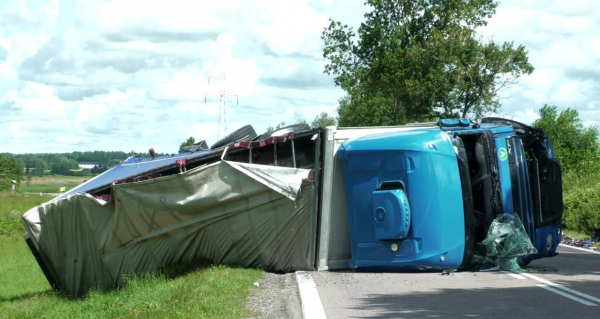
[78,162,99,169]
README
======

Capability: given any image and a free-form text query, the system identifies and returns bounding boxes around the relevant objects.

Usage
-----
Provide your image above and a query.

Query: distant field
[19,174,87,194]
[0,192,262,318]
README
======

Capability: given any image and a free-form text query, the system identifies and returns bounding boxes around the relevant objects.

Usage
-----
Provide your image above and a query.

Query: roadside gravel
[246,272,303,319]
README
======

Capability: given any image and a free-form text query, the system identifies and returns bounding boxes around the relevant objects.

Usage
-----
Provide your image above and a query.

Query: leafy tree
[311,112,337,127]
[50,156,78,175]
[31,158,48,176]
[179,137,196,152]
[336,94,403,126]
[322,0,534,125]
[532,105,599,170]
[0,155,23,191]
[13,152,128,171]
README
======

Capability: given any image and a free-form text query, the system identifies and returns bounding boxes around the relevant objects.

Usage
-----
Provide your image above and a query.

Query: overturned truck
[22,119,563,296]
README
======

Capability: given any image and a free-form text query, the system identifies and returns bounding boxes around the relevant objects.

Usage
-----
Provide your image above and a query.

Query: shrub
[562,164,600,234]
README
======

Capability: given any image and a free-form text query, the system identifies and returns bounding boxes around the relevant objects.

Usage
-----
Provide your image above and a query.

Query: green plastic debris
[496,258,523,272]
[481,214,538,272]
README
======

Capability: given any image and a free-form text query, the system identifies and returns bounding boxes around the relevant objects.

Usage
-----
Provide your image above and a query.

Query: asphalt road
[311,245,600,318]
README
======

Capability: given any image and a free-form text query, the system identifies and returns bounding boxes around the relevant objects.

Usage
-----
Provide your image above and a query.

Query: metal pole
[274,139,278,166]
[291,139,296,168]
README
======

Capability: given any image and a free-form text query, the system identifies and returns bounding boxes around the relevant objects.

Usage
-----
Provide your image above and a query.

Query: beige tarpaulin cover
[22,161,315,297]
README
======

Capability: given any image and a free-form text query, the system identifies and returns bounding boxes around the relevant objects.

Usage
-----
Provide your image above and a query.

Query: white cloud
[191,122,219,144]
[2,0,600,153]
[158,71,210,101]
[476,0,600,126]
[10,123,30,138]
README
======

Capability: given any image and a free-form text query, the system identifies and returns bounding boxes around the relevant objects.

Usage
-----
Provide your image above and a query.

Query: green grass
[0,192,49,236]
[0,236,51,299]
[0,192,264,318]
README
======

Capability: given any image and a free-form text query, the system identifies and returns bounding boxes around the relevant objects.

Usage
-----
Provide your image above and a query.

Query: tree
[0,155,24,191]
[179,137,196,152]
[50,156,78,175]
[532,105,599,170]
[322,0,534,125]
[311,112,337,127]
[31,158,48,177]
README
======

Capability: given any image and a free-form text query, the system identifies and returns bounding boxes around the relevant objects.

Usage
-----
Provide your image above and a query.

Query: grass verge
[0,192,48,236]
[0,192,263,318]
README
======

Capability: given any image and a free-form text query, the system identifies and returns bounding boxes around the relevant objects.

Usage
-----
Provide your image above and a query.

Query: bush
[0,155,23,190]
[0,178,11,192]
[562,164,600,234]
[0,209,24,236]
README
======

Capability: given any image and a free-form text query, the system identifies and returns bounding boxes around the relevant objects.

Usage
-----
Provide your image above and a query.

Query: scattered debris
[440,269,456,276]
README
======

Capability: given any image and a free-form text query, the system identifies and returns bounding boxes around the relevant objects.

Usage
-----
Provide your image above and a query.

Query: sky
[1,0,599,154]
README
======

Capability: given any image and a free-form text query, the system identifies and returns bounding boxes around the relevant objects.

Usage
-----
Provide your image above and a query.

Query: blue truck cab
[337,118,563,271]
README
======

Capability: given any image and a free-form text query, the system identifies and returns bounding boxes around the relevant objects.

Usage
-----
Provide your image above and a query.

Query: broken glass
[473,214,538,272]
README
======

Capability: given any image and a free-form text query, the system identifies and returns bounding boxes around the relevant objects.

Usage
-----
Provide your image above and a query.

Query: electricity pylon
[207,74,238,140]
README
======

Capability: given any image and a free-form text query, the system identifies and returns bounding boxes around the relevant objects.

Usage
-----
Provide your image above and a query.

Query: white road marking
[296,272,327,319]
[520,273,600,304]
[536,285,598,306]
[503,271,526,280]
[559,244,600,255]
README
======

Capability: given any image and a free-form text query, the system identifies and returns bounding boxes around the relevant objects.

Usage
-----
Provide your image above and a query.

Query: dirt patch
[246,272,302,319]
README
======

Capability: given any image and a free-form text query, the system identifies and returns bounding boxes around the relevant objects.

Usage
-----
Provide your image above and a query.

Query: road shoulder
[246,272,303,319]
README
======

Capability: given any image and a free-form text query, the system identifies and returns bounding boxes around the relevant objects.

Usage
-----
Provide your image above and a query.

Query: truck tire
[210,125,257,149]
